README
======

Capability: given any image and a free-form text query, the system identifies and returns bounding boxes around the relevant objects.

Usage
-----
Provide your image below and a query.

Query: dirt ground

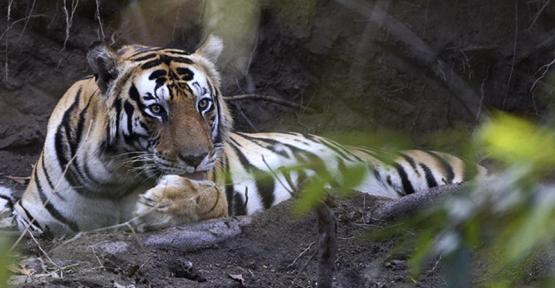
[9,194,448,288]
[1,0,555,287]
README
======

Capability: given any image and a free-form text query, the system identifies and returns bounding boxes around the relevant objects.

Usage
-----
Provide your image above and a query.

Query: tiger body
[2,36,484,236]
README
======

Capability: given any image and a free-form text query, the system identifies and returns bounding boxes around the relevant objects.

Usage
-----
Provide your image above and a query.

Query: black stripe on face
[114,98,122,143]
[175,67,194,81]
[149,69,167,80]
[133,53,159,62]
[206,81,222,143]
[229,141,275,209]
[34,162,79,232]
[128,84,148,117]
[419,163,438,188]
[426,151,455,184]
[141,59,163,70]
[393,163,415,195]
[123,100,135,142]
[161,55,193,65]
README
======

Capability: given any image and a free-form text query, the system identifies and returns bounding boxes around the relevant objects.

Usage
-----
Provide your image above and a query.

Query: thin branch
[224,94,318,114]
[27,228,60,269]
[503,0,519,109]
[16,0,36,42]
[95,0,105,40]
[287,241,316,269]
[528,0,551,30]
[530,56,555,94]
[61,0,79,52]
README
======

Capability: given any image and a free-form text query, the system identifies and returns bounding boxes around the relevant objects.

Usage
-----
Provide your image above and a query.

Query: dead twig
[224,94,318,114]
[530,56,555,94]
[27,228,60,270]
[61,0,79,52]
[5,175,30,185]
[95,0,105,40]
[287,241,316,269]
[293,250,317,285]
[16,0,36,42]
[528,0,551,30]
[503,0,519,109]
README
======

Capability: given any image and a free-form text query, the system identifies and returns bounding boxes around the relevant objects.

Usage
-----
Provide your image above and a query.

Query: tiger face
[87,36,232,178]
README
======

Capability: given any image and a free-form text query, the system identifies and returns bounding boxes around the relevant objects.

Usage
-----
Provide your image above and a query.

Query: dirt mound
[9,194,444,288]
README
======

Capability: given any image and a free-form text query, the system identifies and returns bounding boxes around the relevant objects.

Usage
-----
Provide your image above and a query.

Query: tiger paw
[132,175,228,232]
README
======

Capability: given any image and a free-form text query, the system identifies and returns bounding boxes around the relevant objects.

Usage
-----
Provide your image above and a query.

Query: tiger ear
[87,42,119,93]
[196,35,223,63]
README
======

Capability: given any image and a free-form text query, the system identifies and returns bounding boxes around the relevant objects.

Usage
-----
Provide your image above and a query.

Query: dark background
[1,0,554,183]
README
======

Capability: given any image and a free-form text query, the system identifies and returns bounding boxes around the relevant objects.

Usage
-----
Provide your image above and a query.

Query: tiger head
[86,35,232,178]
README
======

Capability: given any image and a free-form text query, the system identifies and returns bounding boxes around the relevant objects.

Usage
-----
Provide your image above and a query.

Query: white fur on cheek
[135,73,157,98]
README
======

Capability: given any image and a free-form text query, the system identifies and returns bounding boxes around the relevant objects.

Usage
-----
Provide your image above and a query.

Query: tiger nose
[178,152,207,167]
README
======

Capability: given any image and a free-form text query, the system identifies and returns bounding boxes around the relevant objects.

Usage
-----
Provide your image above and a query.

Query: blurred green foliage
[391,113,555,287]
[0,237,12,288]
[293,163,367,215]
[293,113,555,286]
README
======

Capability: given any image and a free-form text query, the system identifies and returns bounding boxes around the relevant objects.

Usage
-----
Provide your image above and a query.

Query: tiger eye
[151,104,162,113]
[198,99,208,109]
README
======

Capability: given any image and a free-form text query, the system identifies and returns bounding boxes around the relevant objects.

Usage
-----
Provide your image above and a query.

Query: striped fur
[4,36,485,235]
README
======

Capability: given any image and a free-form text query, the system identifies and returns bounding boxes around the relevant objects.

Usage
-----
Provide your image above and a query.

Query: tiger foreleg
[132,175,228,232]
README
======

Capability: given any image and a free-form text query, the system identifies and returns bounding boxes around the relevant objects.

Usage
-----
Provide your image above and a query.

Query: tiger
[0,35,486,236]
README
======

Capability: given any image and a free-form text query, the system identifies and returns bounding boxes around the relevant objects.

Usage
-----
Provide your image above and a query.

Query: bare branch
[16,0,36,42]
[61,0,79,52]
[528,0,551,30]
[95,0,105,40]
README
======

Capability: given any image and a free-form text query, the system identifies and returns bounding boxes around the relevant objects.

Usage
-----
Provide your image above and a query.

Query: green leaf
[478,113,555,169]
